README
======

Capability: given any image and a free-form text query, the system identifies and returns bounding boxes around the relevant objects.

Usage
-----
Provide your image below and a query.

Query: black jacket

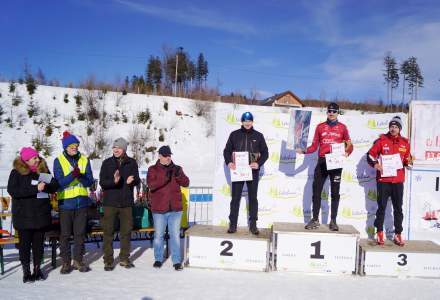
[223,126,269,168]
[99,155,140,208]
[7,157,59,230]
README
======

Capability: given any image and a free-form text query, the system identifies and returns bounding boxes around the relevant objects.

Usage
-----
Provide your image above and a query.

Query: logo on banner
[425,151,440,161]
[292,206,304,217]
[367,119,389,130]
[367,189,377,201]
[219,184,231,197]
[268,187,301,200]
[272,118,289,129]
[270,152,296,164]
[351,137,372,148]
[342,170,375,184]
[258,206,274,216]
[226,113,240,125]
[265,137,278,145]
[341,207,367,220]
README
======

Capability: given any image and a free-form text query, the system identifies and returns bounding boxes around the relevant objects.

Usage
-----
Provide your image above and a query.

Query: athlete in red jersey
[367,116,412,246]
[297,102,353,231]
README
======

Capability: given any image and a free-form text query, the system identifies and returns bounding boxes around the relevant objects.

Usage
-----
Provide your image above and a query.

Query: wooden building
[261,91,304,108]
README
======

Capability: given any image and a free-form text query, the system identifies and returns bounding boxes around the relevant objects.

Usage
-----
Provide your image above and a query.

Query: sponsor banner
[188,235,268,271]
[407,167,440,244]
[410,101,440,164]
[364,251,440,278]
[213,103,407,238]
[276,232,357,274]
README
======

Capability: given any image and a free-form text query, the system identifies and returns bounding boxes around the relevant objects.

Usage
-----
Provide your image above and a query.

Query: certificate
[380,154,403,177]
[231,152,253,182]
[331,143,345,155]
[37,173,52,198]
[325,153,345,170]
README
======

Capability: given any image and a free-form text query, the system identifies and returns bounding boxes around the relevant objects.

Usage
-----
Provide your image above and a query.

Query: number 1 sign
[273,222,359,274]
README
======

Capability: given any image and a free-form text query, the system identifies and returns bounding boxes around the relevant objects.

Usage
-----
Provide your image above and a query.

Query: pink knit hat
[20,147,39,161]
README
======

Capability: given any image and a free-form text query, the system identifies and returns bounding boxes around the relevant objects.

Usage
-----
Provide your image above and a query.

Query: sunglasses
[327,109,338,114]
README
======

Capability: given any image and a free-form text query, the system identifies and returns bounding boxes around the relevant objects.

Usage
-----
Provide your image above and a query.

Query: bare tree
[128,125,150,165]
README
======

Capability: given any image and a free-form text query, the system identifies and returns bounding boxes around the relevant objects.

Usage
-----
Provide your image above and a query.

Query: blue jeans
[153,211,182,264]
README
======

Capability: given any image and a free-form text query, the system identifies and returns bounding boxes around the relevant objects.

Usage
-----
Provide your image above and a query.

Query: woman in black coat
[7,147,59,283]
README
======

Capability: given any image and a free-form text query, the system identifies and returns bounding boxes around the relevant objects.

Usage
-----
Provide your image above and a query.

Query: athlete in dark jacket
[367,116,411,246]
[297,103,353,231]
[223,111,269,235]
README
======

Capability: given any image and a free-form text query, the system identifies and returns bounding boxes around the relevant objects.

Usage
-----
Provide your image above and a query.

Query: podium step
[273,222,360,274]
[360,239,440,278]
[185,224,271,272]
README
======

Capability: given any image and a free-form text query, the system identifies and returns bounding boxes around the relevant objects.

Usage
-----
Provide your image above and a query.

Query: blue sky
[1,0,440,102]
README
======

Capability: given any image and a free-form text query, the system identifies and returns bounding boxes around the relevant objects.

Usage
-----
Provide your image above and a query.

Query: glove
[173,165,182,177]
[71,166,81,178]
[166,169,173,181]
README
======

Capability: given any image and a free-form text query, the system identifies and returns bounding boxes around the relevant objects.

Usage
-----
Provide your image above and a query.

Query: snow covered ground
[0,241,439,300]
[0,241,438,300]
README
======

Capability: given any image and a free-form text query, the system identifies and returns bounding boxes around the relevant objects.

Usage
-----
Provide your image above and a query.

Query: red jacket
[147,160,190,213]
[367,133,411,183]
[306,121,353,157]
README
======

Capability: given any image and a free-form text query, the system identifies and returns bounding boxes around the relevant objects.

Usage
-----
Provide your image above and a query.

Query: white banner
[407,167,440,244]
[410,101,440,164]
[213,103,407,238]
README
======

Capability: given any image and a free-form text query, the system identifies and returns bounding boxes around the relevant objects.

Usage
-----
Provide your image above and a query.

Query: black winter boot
[249,222,259,235]
[22,264,34,283]
[33,265,47,281]
[227,223,237,234]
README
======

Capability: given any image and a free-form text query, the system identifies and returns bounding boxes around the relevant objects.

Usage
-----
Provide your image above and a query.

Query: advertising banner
[213,103,407,238]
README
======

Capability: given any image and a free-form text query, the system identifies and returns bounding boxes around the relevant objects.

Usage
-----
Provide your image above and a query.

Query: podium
[273,222,359,274]
[360,239,440,278]
[184,224,271,272]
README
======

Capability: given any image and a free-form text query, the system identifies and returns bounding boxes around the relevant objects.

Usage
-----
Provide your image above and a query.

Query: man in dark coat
[223,111,269,235]
[147,145,189,271]
[99,137,140,270]
[7,147,58,283]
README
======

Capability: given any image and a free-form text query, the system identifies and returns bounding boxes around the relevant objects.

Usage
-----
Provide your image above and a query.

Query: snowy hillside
[0,82,215,186]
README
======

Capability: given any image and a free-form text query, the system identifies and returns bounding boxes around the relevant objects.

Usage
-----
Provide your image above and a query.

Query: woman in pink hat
[7,147,59,283]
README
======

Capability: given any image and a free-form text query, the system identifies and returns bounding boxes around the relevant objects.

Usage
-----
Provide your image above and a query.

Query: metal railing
[187,186,213,226]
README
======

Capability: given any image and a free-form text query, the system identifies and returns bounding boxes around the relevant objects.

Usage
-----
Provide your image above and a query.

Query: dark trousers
[229,171,259,226]
[18,228,45,267]
[312,157,342,221]
[102,206,133,264]
[374,182,404,234]
[59,207,88,263]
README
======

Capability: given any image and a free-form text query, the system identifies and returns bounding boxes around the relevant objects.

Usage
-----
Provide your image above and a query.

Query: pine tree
[406,57,424,100]
[123,76,129,95]
[146,56,162,94]
[383,52,399,107]
[9,81,15,93]
[400,57,424,105]
[131,75,138,93]
[400,59,412,106]
[151,56,162,93]
[196,53,205,89]
[25,74,37,96]
[35,68,46,85]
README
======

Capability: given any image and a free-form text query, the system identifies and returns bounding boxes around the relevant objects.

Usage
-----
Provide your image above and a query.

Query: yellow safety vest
[56,154,89,200]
